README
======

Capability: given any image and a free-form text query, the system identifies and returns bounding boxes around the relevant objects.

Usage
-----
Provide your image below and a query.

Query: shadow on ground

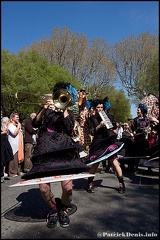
[4,189,77,222]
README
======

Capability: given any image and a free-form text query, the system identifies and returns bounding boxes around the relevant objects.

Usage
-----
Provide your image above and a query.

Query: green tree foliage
[108,89,131,122]
[1,50,81,119]
[135,48,159,100]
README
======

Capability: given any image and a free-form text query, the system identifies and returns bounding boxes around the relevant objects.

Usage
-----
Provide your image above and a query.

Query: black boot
[46,209,58,228]
[87,176,95,193]
[59,205,70,228]
[117,176,125,194]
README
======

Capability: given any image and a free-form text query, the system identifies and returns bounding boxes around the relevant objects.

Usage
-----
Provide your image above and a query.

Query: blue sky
[1,1,159,117]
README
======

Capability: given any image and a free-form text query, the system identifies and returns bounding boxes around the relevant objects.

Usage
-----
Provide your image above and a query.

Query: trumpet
[53,89,72,110]
[15,91,52,105]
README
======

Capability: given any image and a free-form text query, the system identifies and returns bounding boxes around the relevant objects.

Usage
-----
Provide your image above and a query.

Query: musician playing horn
[85,99,126,194]
[22,81,88,229]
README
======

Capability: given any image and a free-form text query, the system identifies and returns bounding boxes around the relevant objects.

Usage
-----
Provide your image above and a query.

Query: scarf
[18,130,24,163]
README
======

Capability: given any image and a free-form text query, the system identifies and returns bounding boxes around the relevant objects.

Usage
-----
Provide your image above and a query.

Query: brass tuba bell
[53,89,72,110]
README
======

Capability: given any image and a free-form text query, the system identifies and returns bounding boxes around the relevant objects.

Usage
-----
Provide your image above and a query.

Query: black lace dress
[85,114,124,165]
[123,116,150,157]
[22,109,88,180]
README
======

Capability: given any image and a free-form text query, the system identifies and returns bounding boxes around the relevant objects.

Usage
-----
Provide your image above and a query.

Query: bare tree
[77,38,116,94]
[25,28,158,102]
[27,28,116,94]
[109,32,158,101]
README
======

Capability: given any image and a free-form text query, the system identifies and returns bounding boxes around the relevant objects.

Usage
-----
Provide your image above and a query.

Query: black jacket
[24,118,38,144]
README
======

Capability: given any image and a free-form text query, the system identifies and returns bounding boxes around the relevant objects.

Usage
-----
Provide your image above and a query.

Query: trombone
[15,91,52,105]
[15,89,72,109]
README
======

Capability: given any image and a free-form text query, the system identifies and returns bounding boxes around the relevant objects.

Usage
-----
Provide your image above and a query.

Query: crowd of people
[1,82,159,229]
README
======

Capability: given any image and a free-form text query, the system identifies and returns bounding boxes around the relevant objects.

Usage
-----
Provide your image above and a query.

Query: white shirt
[8,123,19,155]
[117,127,123,140]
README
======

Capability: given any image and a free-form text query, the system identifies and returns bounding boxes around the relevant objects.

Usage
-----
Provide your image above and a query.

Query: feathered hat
[138,103,148,116]
[86,97,111,110]
[103,96,111,110]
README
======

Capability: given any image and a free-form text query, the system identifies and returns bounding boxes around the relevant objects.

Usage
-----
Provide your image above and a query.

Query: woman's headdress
[66,84,78,103]
[103,96,111,110]
[86,99,93,109]
[138,103,148,115]
[86,97,111,110]
[92,99,104,108]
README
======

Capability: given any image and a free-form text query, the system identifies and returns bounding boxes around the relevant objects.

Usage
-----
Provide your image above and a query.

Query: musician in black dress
[126,103,151,173]
[22,82,88,228]
[85,99,125,194]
